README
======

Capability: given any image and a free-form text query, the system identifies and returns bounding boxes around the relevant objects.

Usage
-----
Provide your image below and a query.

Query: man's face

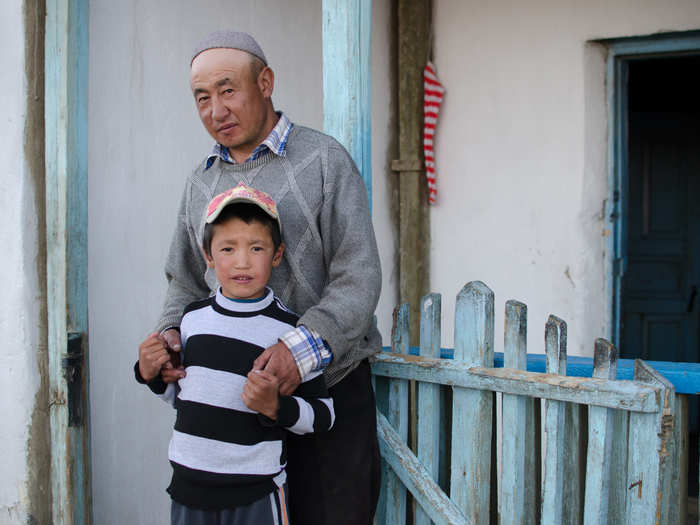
[190,48,273,161]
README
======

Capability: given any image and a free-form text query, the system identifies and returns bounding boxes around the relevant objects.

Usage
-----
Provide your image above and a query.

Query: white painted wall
[0,1,42,523]
[371,0,399,345]
[87,1,395,522]
[431,0,700,356]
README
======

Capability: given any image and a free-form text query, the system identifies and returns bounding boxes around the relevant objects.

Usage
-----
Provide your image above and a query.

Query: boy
[135,183,335,525]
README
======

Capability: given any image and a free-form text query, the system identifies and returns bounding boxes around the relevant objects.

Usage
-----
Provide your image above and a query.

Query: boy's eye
[251,246,263,252]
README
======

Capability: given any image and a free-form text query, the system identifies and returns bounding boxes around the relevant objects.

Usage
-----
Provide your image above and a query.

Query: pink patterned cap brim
[205,183,281,233]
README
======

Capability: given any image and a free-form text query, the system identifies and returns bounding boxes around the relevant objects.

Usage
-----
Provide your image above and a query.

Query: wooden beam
[385,346,700,395]
[322,0,373,206]
[397,0,431,345]
[377,411,470,525]
[370,353,662,413]
[45,0,91,523]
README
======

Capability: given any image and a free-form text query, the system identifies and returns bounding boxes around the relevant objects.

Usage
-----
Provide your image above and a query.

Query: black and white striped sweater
[158,288,335,510]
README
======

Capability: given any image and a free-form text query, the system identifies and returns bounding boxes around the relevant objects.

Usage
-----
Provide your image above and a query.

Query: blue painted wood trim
[386,346,700,394]
[603,31,700,346]
[322,0,373,209]
[45,0,91,522]
[602,31,700,57]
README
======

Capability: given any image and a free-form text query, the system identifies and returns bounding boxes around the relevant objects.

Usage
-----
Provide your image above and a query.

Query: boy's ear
[203,247,215,268]
[271,242,285,268]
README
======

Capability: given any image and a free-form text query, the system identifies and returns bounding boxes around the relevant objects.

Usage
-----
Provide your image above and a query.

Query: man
[153,30,382,524]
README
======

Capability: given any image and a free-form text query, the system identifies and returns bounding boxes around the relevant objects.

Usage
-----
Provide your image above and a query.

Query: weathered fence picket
[372,280,691,525]
[625,361,675,523]
[452,282,494,524]
[501,300,531,525]
[385,303,410,524]
[416,294,441,525]
[583,339,618,524]
[541,315,567,525]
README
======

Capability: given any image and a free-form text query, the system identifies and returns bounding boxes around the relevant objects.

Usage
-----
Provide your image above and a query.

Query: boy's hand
[242,370,280,420]
[138,333,170,382]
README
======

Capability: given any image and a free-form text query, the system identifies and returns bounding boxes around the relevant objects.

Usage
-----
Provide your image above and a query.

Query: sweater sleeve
[297,141,382,364]
[156,180,211,333]
[263,371,335,434]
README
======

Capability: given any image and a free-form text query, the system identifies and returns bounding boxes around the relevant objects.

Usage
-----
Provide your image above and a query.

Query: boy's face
[204,217,283,300]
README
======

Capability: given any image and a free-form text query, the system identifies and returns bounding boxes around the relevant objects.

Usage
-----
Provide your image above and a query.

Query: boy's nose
[234,253,250,268]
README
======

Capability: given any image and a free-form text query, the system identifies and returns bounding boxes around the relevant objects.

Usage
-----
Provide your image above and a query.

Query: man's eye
[197,96,209,104]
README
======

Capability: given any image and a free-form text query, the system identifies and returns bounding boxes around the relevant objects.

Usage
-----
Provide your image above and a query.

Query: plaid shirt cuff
[279,325,333,380]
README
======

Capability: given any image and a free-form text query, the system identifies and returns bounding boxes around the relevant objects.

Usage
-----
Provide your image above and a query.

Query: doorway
[616,51,700,498]
[620,55,700,364]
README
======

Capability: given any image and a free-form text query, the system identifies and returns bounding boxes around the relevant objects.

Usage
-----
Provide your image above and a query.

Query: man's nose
[211,96,229,121]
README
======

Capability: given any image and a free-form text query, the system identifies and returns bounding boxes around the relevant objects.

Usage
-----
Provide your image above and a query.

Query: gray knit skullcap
[191,30,267,66]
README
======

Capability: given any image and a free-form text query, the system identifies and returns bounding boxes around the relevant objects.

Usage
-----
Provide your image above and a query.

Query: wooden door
[621,111,700,363]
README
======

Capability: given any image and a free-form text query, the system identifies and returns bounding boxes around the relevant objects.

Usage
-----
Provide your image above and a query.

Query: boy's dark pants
[286,359,381,525]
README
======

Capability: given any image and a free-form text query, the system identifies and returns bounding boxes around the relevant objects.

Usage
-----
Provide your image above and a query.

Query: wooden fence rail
[372,281,690,525]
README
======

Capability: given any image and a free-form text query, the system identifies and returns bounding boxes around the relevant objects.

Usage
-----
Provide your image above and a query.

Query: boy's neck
[222,293,267,303]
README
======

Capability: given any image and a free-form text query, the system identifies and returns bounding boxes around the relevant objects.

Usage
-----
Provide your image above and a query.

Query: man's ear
[257,66,274,98]
[271,242,284,268]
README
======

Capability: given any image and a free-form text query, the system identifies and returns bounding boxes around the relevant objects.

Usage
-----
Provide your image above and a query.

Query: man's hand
[159,329,185,383]
[253,342,301,395]
[242,370,280,419]
[138,333,171,382]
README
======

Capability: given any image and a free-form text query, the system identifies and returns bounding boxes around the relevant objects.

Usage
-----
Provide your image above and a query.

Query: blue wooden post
[542,315,567,525]
[452,282,494,523]
[625,360,675,524]
[416,293,442,525]
[584,339,618,524]
[45,0,91,523]
[322,0,373,207]
[385,303,410,524]
[501,301,533,525]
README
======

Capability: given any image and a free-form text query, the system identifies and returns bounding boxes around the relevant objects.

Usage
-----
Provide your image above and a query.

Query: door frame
[603,30,700,347]
[45,0,91,523]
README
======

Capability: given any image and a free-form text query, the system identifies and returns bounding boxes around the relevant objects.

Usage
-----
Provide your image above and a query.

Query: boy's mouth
[232,275,253,283]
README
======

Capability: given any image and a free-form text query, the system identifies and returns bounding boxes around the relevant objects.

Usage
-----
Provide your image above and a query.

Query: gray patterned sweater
[157,125,382,386]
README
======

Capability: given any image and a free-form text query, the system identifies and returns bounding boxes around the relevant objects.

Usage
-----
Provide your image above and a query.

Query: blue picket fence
[372,281,696,525]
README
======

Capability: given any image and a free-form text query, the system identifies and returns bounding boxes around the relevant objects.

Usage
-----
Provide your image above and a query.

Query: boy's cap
[205,183,281,233]
[191,30,267,66]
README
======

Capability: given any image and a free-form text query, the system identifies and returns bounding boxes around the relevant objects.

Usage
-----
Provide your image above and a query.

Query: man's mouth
[218,123,237,132]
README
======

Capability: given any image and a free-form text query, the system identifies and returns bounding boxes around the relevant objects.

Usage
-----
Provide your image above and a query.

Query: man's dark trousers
[286,359,381,524]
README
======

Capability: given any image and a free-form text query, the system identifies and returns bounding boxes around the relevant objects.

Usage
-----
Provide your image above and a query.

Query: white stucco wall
[430,0,700,356]
[87,1,395,522]
[0,1,42,523]
[371,0,399,345]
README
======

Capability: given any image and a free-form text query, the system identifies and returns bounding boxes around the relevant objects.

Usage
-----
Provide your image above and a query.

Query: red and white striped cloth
[424,62,445,204]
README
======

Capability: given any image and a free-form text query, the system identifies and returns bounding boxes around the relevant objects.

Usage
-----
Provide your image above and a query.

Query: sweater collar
[214,287,274,314]
[204,112,294,170]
